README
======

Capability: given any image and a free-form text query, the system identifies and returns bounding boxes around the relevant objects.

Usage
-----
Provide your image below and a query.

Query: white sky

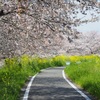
[76,20,100,33]
[76,9,100,33]
[75,1,100,33]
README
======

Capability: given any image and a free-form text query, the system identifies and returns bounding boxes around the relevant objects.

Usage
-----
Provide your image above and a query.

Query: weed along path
[22,67,91,100]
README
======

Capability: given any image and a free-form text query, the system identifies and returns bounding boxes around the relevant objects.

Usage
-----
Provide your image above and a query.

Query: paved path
[23,67,92,100]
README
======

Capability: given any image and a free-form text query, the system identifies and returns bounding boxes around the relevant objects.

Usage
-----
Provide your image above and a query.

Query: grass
[0,55,67,100]
[65,55,100,100]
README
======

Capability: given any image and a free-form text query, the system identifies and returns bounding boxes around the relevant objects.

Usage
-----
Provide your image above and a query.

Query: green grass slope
[65,55,100,100]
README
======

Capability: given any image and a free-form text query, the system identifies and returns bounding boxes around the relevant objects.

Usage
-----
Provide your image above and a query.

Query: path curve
[22,67,92,100]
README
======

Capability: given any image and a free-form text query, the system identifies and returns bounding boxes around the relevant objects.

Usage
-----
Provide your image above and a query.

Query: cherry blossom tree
[0,0,100,58]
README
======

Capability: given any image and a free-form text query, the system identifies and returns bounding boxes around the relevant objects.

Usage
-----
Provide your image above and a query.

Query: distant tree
[81,31,100,54]
[68,31,100,55]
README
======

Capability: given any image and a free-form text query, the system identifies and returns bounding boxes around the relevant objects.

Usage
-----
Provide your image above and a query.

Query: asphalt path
[22,67,92,100]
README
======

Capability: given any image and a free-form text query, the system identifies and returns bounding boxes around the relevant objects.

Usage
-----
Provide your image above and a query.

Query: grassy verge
[0,55,67,100]
[65,55,100,100]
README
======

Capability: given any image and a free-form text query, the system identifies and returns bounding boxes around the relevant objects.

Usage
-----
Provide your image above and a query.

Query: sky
[76,1,100,33]
[76,20,100,33]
